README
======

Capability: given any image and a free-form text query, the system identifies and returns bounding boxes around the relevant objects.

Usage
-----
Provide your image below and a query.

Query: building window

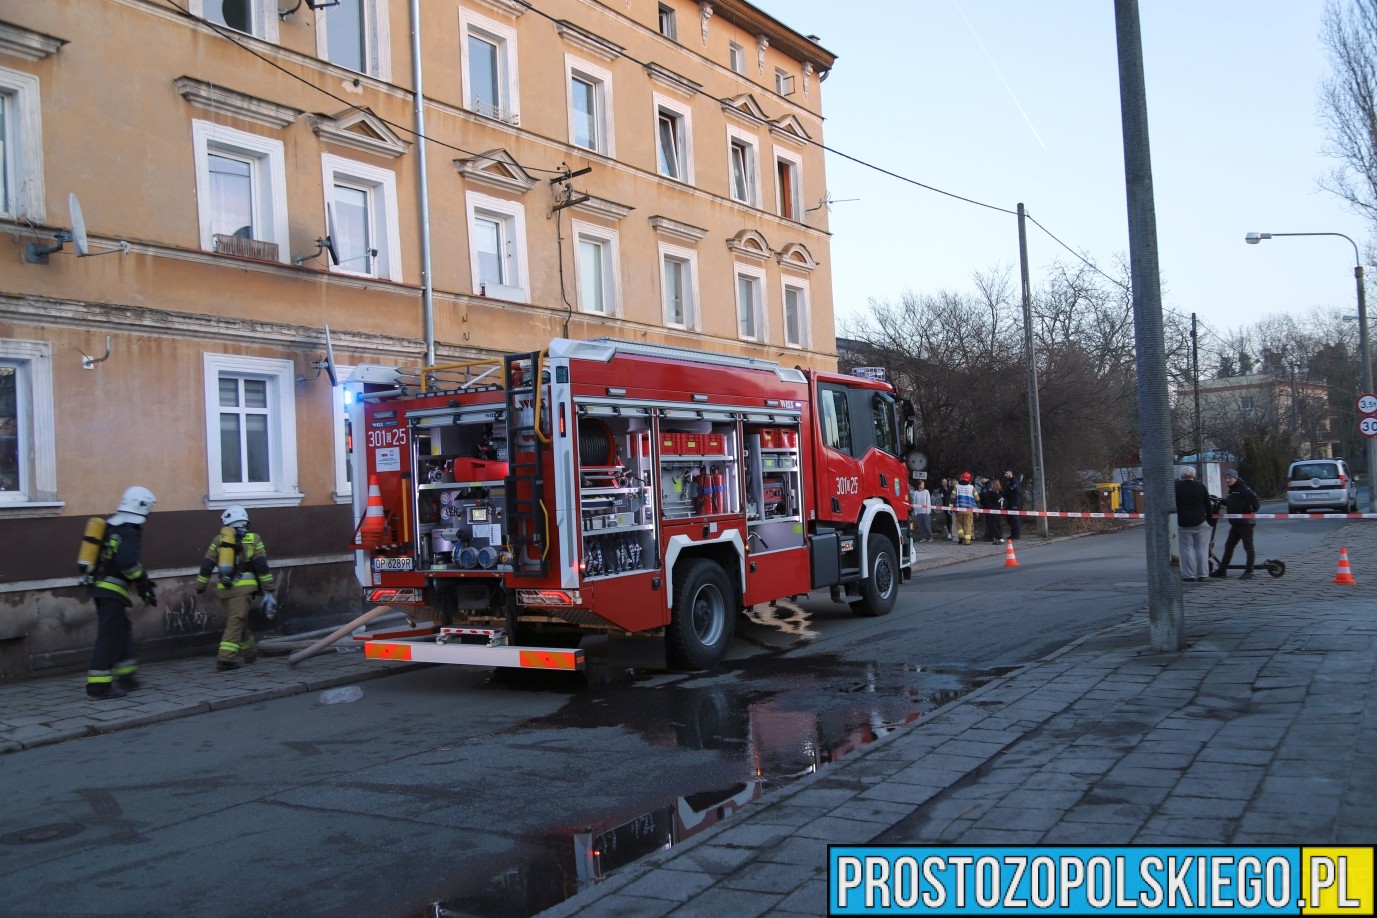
[735,264,766,341]
[1241,395,1255,412]
[192,120,289,261]
[783,281,808,348]
[0,340,57,505]
[775,147,803,221]
[658,4,677,40]
[460,10,520,125]
[323,154,401,281]
[566,56,614,155]
[572,221,620,316]
[193,0,278,42]
[727,127,759,206]
[654,94,693,183]
[333,363,356,502]
[774,67,794,95]
[0,66,44,221]
[317,0,389,79]
[659,242,699,330]
[203,353,302,508]
[466,191,528,301]
[728,41,745,74]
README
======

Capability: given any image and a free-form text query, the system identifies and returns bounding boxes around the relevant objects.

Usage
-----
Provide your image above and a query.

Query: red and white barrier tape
[936,507,1377,521]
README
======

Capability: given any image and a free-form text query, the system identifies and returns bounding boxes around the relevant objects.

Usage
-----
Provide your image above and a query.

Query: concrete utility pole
[1017,204,1049,537]
[1115,0,1185,651]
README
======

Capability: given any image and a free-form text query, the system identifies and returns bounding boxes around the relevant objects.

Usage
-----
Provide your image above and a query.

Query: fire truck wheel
[850,533,898,617]
[667,559,736,671]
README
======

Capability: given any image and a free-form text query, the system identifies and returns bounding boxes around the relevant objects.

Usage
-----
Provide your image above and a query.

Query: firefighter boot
[216,659,240,672]
[87,683,128,700]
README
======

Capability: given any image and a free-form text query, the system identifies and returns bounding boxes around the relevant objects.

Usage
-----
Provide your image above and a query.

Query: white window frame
[459,9,521,125]
[0,340,57,508]
[774,67,794,95]
[192,120,289,262]
[734,262,767,342]
[322,153,402,281]
[728,41,745,75]
[465,191,529,302]
[203,353,303,509]
[571,220,621,317]
[659,242,700,331]
[565,55,615,156]
[332,363,357,503]
[658,4,678,40]
[315,0,392,80]
[653,92,694,184]
[782,278,810,349]
[726,124,759,207]
[0,66,44,222]
[774,145,804,221]
[189,0,280,42]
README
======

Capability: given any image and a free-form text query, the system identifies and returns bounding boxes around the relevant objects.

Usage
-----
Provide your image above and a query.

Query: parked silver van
[1286,458,1358,513]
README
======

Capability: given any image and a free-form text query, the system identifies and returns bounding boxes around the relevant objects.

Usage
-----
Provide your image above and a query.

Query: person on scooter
[1213,469,1260,579]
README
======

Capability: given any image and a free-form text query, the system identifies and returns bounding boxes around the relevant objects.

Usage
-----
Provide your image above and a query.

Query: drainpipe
[411,0,436,366]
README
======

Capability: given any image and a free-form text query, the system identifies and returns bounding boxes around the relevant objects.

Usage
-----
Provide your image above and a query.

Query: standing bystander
[911,475,932,543]
[1174,467,1215,581]
[1213,470,1260,579]
[1002,469,1023,541]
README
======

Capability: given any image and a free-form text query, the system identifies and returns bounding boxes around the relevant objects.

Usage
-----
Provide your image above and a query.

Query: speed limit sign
[1360,393,1377,415]
[1362,416,1377,437]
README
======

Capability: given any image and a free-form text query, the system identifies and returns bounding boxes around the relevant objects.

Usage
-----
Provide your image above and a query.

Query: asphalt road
[0,514,1342,917]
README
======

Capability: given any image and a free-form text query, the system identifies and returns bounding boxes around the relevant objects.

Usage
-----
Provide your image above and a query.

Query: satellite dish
[324,203,341,266]
[70,193,90,257]
[323,325,339,387]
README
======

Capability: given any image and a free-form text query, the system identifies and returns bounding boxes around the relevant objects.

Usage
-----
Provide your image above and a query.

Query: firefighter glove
[139,582,158,607]
[261,593,278,620]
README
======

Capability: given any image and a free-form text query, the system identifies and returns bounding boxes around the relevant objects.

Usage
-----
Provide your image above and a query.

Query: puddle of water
[426,656,1021,916]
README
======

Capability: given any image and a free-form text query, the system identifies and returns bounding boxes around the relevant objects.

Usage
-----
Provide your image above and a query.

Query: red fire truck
[351,337,912,672]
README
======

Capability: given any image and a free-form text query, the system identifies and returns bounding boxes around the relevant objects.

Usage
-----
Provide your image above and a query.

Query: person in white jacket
[910,475,933,543]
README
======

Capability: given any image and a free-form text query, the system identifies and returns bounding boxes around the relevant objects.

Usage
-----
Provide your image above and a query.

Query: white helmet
[220,505,249,529]
[115,486,157,519]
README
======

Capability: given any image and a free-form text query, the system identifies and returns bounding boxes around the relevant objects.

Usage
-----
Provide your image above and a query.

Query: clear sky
[753,0,1370,342]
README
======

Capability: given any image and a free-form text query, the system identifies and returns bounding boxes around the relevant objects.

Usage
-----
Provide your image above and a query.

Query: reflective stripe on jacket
[197,531,275,595]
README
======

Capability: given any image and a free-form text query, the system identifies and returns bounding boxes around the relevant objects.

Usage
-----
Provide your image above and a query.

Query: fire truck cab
[353,338,912,673]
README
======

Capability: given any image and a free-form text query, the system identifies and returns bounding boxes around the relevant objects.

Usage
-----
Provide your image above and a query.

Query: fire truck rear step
[363,637,583,670]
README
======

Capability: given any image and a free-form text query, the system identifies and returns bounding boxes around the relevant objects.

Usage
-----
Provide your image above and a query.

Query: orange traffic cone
[1333,546,1357,585]
[361,476,386,535]
[1004,540,1019,568]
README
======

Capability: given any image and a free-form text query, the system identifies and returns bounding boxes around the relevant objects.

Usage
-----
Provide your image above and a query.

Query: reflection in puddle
[741,598,820,641]
[428,656,1020,916]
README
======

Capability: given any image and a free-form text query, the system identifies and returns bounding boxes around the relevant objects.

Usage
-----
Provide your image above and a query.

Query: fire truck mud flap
[363,639,584,671]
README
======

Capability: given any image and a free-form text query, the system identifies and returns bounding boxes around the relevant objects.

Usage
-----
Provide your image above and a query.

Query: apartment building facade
[0,0,838,675]
[1190,373,1339,460]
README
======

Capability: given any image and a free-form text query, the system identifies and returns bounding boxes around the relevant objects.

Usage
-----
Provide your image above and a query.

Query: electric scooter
[1206,498,1286,578]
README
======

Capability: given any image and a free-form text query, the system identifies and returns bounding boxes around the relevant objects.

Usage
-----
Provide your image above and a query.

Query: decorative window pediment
[572,195,634,222]
[174,76,302,129]
[776,242,818,273]
[470,0,526,17]
[555,20,623,62]
[0,21,66,61]
[648,215,707,243]
[769,113,812,145]
[721,93,768,126]
[309,108,411,159]
[454,149,536,194]
[726,228,771,261]
[645,62,701,96]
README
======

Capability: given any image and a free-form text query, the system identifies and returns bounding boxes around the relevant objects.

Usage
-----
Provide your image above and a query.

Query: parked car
[1286,458,1358,513]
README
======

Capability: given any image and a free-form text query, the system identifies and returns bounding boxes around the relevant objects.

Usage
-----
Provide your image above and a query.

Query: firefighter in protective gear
[87,486,158,699]
[954,472,978,545]
[197,505,276,671]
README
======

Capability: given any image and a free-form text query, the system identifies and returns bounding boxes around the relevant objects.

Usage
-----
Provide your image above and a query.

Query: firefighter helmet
[960,471,973,484]
[220,505,250,529]
[116,486,157,519]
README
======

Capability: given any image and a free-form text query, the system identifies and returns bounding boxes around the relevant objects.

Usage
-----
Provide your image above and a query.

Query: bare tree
[1320,0,1377,232]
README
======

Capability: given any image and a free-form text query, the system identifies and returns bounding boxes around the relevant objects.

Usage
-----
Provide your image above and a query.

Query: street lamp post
[1245,231,1376,512]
